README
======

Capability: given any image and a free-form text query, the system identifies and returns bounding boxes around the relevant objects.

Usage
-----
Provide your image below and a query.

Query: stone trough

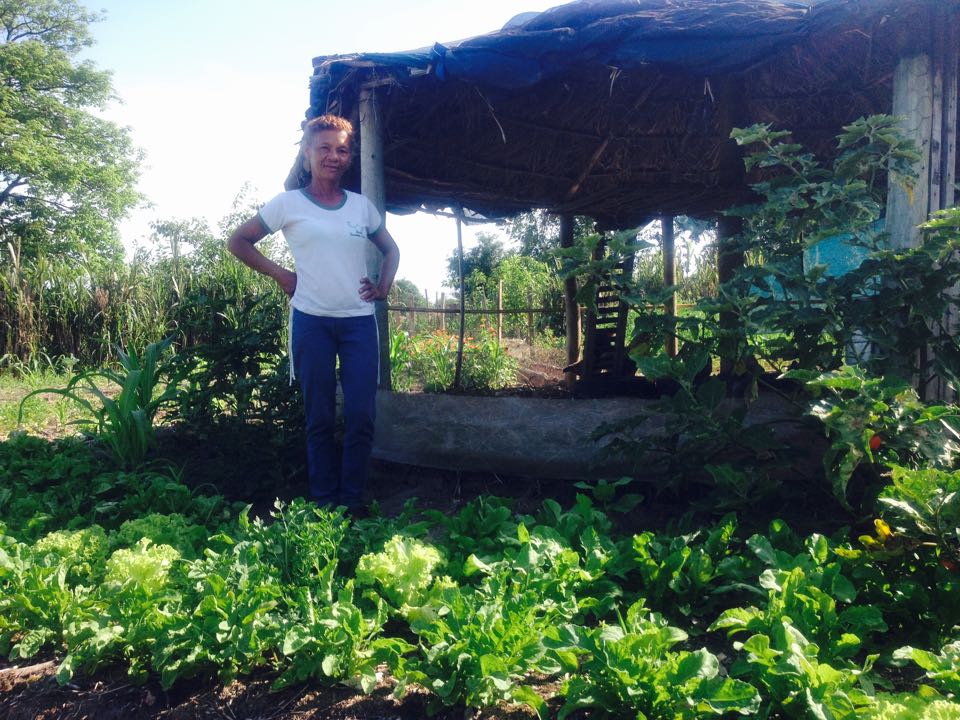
[372,390,804,480]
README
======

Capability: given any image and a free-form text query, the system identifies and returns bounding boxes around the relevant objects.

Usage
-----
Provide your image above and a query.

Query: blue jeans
[291,310,378,509]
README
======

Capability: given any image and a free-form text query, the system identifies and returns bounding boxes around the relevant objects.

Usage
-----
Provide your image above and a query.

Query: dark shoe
[346,505,371,520]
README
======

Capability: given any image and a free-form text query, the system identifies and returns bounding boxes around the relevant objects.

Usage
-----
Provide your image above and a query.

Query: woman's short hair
[302,114,355,147]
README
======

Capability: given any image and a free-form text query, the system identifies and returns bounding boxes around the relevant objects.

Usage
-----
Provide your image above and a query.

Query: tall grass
[0,221,285,369]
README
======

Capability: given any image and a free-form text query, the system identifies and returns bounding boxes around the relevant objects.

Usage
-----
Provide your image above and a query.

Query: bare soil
[0,660,555,719]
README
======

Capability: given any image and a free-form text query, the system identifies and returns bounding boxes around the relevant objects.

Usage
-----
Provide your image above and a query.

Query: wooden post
[496,279,503,344]
[662,215,677,357]
[886,7,959,400]
[715,76,748,376]
[423,288,429,333]
[887,54,934,251]
[454,216,466,390]
[527,287,535,346]
[559,214,579,389]
[440,293,445,332]
[359,84,390,389]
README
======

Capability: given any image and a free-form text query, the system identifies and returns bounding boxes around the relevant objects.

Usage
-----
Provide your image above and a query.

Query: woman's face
[305,129,352,183]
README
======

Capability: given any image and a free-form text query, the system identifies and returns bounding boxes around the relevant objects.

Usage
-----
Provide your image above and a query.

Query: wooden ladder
[581,242,635,380]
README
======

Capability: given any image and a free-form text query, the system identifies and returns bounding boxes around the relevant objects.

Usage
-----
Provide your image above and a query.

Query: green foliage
[399,570,563,717]
[103,540,180,596]
[717,116,960,382]
[389,327,518,393]
[629,515,754,623]
[237,499,347,587]
[112,513,209,560]
[491,254,562,336]
[559,601,760,719]
[274,585,407,692]
[712,531,888,664]
[33,525,108,582]
[151,538,284,687]
[4,423,960,717]
[0,431,238,542]
[463,520,623,622]
[424,495,517,568]
[878,466,960,563]
[0,0,140,264]
[19,337,181,468]
[355,535,444,611]
[595,348,788,503]
[894,640,960,697]
[866,692,960,720]
[729,620,876,719]
[446,232,507,292]
[789,366,960,507]
[572,476,643,513]
[168,291,298,429]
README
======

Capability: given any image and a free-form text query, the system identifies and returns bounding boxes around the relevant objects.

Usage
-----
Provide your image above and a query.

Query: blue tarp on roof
[301,0,931,223]
[314,0,867,92]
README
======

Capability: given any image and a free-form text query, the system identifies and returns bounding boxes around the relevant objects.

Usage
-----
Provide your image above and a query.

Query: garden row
[1,431,959,719]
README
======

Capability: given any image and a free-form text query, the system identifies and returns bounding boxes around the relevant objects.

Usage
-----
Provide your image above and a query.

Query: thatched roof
[297,0,954,229]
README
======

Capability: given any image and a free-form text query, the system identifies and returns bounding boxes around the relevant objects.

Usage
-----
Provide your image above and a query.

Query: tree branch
[0,177,27,207]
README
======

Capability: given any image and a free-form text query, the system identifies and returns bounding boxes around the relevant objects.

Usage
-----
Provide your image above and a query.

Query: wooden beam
[565,133,613,200]
[559,214,580,390]
[359,85,391,389]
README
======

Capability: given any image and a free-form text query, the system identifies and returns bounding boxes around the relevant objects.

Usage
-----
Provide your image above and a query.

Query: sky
[80,0,564,298]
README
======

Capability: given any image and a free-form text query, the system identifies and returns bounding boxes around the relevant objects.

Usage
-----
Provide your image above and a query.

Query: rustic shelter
[291,0,958,394]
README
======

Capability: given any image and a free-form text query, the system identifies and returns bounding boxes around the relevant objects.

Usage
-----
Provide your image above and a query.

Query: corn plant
[18,337,180,468]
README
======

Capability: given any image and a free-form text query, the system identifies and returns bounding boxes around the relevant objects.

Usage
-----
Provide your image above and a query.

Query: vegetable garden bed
[2,426,960,720]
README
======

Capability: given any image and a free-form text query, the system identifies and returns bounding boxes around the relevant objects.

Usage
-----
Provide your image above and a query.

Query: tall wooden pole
[559,214,580,389]
[454,216,466,390]
[359,84,391,389]
[715,77,747,376]
[662,215,677,357]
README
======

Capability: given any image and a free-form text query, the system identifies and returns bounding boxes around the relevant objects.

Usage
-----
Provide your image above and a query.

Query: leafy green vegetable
[355,535,443,610]
[894,640,960,696]
[559,599,760,719]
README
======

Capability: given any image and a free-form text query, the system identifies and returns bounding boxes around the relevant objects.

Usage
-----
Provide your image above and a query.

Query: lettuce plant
[559,600,759,719]
[894,640,960,697]
[355,534,443,610]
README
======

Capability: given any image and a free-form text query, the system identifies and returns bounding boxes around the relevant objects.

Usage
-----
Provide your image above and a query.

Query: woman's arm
[359,226,400,302]
[226,217,297,297]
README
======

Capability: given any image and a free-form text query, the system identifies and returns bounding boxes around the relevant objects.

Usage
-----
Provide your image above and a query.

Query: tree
[505,210,596,261]
[0,0,140,263]
[492,254,561,335]
[444,232,506,293]
[389,277,423,308]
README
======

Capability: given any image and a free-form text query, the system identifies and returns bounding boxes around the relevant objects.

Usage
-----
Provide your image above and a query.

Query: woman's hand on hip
[275,269,297,298]
[359,276,386,302]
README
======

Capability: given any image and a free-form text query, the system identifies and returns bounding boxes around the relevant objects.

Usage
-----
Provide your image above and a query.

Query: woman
[227,114,399,515]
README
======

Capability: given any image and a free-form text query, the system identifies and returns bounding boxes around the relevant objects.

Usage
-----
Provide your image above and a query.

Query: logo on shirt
[347,221,367,239]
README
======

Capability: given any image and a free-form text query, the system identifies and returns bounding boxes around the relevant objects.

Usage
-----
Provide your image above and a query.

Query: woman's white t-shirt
[257,188,383,318]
